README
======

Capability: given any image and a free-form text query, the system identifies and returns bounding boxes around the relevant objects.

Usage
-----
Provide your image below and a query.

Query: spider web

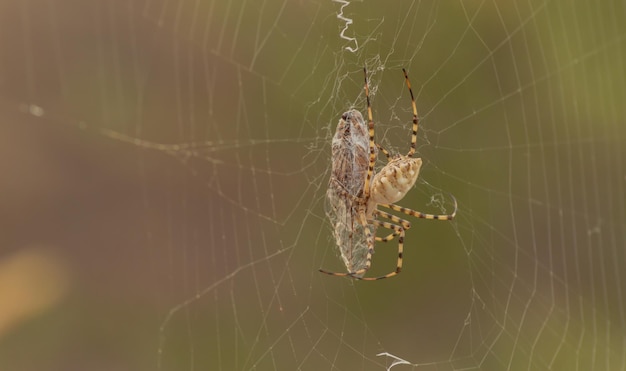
[1,0,625,370]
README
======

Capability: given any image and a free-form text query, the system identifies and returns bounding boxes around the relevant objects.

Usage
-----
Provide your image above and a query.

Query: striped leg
[376,143,391,161]
[380,193,458,220]
[362,67,377,199]
[402,68,419,158]
[350,217,406,280]
[374,209,411,242]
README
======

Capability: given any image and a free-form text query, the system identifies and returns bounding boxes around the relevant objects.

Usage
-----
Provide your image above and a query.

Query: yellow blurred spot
[0,248,70,338]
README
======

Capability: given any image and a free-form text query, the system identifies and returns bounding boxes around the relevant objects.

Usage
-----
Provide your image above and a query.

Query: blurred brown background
[1,0,625,370]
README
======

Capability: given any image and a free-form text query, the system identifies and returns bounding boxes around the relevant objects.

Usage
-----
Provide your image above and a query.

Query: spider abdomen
[370,157,422,205]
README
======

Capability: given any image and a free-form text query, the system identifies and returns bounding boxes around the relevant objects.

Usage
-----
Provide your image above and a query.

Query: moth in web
[320,68,458,280]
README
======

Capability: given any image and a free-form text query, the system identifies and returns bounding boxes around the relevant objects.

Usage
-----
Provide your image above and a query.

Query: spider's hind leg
[373,209,410,242]
[350,217,406,281]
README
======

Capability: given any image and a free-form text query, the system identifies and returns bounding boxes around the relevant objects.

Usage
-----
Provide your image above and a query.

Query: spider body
[320,68,457,280]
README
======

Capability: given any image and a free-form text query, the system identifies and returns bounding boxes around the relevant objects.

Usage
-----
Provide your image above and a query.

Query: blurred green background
[1,0,625,370]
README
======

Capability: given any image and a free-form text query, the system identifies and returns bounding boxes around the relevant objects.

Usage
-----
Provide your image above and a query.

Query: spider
[320,67,458,280]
